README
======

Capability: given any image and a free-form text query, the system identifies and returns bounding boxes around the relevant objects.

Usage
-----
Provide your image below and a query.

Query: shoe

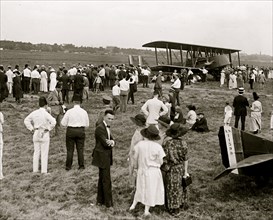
[78,166,85,170]
[253,130,258,134]
[65,167,71,171]
[143,212,151,218]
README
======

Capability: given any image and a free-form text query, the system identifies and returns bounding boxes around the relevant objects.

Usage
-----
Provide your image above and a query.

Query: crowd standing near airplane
[0,62,272,217]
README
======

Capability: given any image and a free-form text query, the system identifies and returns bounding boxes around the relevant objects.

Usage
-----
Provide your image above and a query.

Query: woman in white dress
[129,125,165,217]
[186,105,197,128]
[40,66,48,92]
[49,68,57,92]
[250,92,262,134]
[220,69,225,87]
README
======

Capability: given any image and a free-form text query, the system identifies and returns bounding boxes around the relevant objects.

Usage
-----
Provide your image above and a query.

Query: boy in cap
[24,97,56,174]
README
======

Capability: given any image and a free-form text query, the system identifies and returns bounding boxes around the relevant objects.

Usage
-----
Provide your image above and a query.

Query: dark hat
[166,123,188,138]
[140,125,161,141]
[72,94,82,102]
[187,104,196,111]
[102,95,112,104]
[130,114,146,127]
[238,87,245,94]
[157,115,171,128]
[39,96,48,107]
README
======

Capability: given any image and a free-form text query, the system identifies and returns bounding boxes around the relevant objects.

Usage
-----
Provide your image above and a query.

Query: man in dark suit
[73,69,84,102]
[233,87,249,130]
[92,109,115,208]
[59,69,71,103]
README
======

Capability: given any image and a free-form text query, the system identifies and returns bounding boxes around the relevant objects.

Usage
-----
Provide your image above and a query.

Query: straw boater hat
[140,125,161,141]
[102,95,112,104]
[157,115,171,128]
[166,123,188,139]
[50,68,55,72]
[238,87,245,94]
[130,114,146,127]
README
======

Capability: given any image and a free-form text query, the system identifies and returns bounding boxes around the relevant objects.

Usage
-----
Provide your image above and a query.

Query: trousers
[33,131,50,173]
[66,127,85,169]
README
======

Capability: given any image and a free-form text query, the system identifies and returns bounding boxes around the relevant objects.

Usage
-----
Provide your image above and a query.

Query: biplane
[215,126,273,182]
[142,40,241,79]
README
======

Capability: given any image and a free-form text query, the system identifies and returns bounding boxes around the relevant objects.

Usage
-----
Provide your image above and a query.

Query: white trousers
[7,82,13,94]
[0,133,3,179]
[33,131,50,173]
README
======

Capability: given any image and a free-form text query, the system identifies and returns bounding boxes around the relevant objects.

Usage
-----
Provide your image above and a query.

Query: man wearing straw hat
[232,87,249,131]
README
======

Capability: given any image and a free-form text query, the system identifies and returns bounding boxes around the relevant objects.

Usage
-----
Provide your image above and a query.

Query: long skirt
[40,78,48,92]
[249,112,262,132]
[134,167,164,207]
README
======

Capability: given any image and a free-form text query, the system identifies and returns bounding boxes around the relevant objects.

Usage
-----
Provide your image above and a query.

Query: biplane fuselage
[215,126,273,180]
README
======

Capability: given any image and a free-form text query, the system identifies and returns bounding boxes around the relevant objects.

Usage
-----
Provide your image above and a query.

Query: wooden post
[237,51,241,66]
[166,43,169,65]
[169,48,172,65]
[155,47,158,65]
[229,51,232,67]
[180,45,183,66]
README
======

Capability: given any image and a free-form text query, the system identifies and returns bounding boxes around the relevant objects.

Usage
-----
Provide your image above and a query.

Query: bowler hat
[130,114,146,127]
[140,125,161,141]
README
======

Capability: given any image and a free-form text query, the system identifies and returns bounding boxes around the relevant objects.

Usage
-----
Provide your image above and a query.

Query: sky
[0,0,272,56]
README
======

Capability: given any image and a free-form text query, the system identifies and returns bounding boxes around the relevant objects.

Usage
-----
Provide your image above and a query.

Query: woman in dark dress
[162,123,189,216]
[13,70,23,103]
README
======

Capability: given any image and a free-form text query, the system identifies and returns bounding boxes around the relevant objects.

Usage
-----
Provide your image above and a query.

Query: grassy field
[0,76,273,220]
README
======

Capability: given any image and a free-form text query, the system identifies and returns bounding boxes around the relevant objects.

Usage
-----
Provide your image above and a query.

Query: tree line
[0,40,154,55]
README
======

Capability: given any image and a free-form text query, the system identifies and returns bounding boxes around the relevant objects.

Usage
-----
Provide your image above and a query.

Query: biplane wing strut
[214,154,273,180]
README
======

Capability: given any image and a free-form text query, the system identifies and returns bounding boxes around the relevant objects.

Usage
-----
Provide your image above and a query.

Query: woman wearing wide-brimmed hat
[128,114,146,187]
[162,123,189,216]
[129,125,165,217]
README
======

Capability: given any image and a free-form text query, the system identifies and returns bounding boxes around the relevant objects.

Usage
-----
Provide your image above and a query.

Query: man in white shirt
[23,64,32,93]
[141,66,150,88]
[5,66,14,94]
[141,90,168,126]
[200,66,208,82]
[24,97,56,174]
[171,73,181,106]
[31,65,41,94]
[99,65,106,91]
[61,94,89,170]
[119,74,130,113]
[112,80,120,112]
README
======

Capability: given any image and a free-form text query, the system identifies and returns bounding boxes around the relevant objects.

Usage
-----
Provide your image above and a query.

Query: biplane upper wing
[214,154,273,180]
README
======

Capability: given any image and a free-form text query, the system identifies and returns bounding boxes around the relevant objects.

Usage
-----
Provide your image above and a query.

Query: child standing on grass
[112,80,121,112]
[94,73,102,93]
[224,102,233,126]
[0,110,4,179]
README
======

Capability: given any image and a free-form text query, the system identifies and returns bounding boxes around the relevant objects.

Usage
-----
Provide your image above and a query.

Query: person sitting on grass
[185,104,197,129]
[173,106,186,124]
[191,113,210,132]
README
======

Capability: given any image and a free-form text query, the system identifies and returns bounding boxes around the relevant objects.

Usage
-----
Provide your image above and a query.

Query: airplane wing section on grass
[214,154,273,180]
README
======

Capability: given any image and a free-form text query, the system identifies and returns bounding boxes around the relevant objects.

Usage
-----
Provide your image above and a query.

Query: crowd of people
[0,62,272,218]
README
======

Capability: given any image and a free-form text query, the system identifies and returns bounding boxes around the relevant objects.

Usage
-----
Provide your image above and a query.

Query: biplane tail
[215,126,273,180]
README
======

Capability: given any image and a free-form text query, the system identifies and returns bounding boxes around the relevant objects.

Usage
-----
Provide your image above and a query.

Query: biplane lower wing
[214,154,273,180]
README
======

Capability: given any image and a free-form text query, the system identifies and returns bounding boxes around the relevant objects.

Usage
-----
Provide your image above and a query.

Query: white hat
[50,68,55,72]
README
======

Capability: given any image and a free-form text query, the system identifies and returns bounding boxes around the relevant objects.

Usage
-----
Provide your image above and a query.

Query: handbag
[182,175,192,188]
